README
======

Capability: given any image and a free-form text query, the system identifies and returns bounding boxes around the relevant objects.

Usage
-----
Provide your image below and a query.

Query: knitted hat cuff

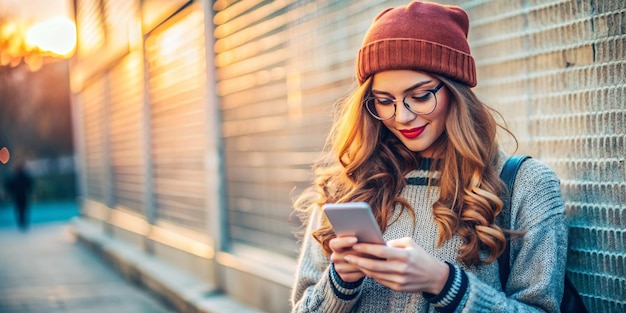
[357,39,476,87]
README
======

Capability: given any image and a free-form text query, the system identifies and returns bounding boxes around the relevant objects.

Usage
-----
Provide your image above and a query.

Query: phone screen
[322,202,385,245]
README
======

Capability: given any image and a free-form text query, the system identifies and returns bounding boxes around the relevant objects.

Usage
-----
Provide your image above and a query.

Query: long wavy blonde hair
[294,74,513,266]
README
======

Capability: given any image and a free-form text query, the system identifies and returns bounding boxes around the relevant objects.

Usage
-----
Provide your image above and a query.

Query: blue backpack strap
[499,155,531,220]
[497,155,530,290]
[496,156,587,313]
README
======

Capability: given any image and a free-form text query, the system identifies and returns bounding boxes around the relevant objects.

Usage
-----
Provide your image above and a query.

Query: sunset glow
[25,17,76,56]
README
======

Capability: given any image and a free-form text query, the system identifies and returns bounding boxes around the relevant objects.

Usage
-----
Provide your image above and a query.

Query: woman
[290,1,568,313]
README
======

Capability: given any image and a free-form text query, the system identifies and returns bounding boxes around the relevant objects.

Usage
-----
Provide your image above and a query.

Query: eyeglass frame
[363,82,445,120]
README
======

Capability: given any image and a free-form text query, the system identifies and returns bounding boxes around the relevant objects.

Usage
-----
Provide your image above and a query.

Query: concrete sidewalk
[0,202,268,313]
[0,221,176,313]
[69,217,268,313]
[0,200,79,228]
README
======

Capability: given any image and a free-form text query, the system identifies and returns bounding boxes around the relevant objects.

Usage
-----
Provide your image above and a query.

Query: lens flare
[25,17,76,56]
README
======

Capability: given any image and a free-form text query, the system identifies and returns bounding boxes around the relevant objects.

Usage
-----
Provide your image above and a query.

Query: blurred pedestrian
[4,161,34,230]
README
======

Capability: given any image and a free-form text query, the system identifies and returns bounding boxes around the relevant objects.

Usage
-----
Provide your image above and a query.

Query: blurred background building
[5,0,623,312]
[0,0,76,203]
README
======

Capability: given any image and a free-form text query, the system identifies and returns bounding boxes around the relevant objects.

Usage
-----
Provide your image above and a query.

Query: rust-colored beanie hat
[356,1,476,87]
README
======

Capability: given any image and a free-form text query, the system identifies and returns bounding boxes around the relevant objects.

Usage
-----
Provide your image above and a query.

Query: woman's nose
[394,100,416,123]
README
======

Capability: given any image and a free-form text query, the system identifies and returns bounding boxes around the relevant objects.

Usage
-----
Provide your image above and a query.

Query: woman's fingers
[343,237,449,293]
[345,253,407,273]
[329,236,366,282]
[386,237,416,248]
[351,239,415,262]
[344,256,419,290]
[329,236,359,263]
[329,236,358,252]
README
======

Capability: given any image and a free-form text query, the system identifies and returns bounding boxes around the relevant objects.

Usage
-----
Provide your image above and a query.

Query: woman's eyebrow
[371,80,433,96]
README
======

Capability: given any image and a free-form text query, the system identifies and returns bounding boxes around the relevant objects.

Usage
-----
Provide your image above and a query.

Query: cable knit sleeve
[290,207,362,313]
[460,157,568,313]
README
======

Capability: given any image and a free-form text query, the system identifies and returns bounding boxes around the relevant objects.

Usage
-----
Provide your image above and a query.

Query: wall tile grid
[446,0,625,311]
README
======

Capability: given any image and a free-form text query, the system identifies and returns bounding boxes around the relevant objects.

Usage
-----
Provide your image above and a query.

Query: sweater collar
[405,158,439,186]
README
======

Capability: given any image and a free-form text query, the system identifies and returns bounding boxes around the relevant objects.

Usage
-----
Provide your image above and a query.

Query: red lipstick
[399,126,426,139]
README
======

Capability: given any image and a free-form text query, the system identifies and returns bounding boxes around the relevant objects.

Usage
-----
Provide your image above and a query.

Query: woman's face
[370,70,450,158]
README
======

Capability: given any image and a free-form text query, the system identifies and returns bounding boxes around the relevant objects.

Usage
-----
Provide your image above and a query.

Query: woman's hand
[345,237,449,294]
[329,236,366,283]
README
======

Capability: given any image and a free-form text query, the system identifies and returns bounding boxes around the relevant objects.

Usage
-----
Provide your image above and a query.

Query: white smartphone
[322,202,385,245]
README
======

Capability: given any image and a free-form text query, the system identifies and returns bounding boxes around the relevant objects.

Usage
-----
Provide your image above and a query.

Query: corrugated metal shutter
[102,0,135,39]
[75,0,105,57]
[81,77,108,202]
[145,8,208,231]
[108,53,145,213]
[214,1,372,257]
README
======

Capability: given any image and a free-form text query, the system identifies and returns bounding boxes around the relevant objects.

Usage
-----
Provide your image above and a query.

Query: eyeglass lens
[365,89,438,120]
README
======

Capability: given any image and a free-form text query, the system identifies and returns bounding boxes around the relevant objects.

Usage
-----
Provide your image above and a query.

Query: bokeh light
[0,147,10,164]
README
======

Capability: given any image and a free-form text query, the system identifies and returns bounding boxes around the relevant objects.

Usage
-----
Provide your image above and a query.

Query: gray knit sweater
[291,154,568,313]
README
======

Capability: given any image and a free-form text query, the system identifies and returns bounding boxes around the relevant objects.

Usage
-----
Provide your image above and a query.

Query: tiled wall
[445,1,625,311]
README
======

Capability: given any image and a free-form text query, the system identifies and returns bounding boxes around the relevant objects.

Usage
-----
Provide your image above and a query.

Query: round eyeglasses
[364,82,444,120]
